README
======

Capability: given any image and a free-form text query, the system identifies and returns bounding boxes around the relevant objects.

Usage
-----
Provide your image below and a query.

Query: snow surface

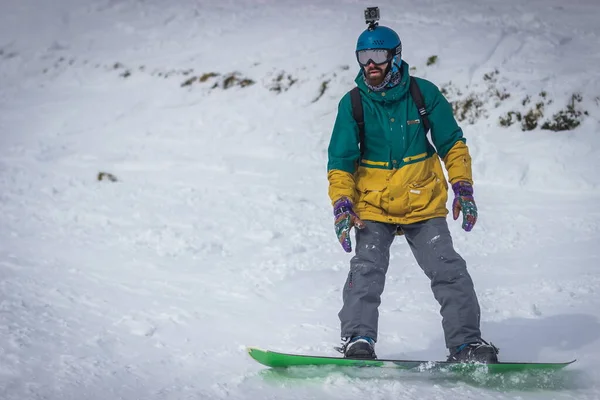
[1,0,600,399]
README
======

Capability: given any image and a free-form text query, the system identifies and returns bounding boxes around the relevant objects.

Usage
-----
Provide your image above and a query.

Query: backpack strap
[349,87,365,158]
[408,77,431,134]
[349,78,431,159]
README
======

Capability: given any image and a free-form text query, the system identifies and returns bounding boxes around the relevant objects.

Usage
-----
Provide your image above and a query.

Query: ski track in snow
[1,0,600,399]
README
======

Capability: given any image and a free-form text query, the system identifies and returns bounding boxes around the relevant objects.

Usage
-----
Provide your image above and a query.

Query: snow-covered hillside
[1,0,599,399]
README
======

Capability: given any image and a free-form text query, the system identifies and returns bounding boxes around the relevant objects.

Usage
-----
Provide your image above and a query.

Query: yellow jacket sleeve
[442,141,473,185]
[327,170,356,206]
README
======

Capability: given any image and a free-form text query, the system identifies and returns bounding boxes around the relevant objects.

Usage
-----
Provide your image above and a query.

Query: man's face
[363,61,389,86]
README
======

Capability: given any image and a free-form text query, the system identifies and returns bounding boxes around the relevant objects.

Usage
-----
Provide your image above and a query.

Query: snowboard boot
[447,340,499,364]
[338,336,377,359]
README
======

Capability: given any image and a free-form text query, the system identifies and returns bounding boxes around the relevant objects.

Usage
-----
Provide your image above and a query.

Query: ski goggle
[356,49,394,66]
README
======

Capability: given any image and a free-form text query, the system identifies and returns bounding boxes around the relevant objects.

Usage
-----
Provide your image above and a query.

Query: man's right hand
[333,197,365,253]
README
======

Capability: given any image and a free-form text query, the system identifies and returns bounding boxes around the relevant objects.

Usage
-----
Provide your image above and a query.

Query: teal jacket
[327,61,473,224]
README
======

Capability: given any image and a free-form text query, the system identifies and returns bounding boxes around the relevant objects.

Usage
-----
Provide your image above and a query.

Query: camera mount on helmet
[364,7,380,30]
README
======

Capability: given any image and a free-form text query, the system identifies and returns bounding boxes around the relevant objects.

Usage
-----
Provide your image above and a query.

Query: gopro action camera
[364,7,380,29]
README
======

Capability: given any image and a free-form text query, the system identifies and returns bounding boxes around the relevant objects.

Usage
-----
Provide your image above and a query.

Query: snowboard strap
[349,76,431,158]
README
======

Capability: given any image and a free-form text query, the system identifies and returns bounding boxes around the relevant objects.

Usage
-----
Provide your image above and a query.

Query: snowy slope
[1,0,600,399]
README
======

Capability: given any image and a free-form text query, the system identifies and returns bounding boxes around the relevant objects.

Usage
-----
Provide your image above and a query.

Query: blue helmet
[356,25,402,64]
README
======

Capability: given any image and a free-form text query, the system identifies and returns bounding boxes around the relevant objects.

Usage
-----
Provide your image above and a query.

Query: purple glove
[333,197,365,252]
[452,181,478,232]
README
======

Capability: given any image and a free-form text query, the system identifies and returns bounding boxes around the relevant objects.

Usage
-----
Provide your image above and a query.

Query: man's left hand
[452,181,477,232]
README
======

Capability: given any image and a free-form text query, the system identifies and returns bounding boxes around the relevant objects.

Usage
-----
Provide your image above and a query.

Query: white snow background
[1,0,600,399]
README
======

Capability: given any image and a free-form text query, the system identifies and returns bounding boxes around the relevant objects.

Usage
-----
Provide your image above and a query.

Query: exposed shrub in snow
[441,69,511,125]
[541,93,589,131]
[440,82,462,98]
[522,101,546,131]
[181,72,220,87]
[499,92,588,132]
[268,71,298,93]
[482,69,511,106]
[499,93,548,131]
[180,76,198,87]
[452,93,487,124]
[218,73,255,89]
[199,72,219,82]
[437,67,589,131]
[498,111,520,128]
[97,172,118,182]
[312,80,330,103]
[181,72,254,89]
[426,55,438,66]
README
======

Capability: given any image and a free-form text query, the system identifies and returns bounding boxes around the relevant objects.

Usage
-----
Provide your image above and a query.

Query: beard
[364,64,388,86]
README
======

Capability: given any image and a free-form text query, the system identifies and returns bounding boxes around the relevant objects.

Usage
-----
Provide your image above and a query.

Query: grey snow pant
[339,217,482,349]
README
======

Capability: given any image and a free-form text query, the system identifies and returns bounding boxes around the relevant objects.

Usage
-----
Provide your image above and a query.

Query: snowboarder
[327,10,498,363]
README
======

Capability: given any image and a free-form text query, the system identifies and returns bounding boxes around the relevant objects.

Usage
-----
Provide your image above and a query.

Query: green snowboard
[247,347,575,373]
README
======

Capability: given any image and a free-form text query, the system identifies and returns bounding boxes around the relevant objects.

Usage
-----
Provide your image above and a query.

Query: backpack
[349,77,431,158]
